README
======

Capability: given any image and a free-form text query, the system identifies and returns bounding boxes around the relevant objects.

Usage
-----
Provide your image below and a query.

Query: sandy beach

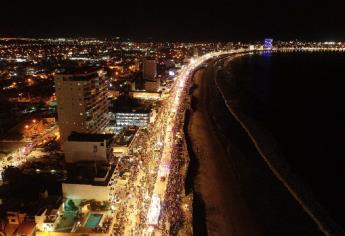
[187,68,261,236]
[186,62,327,236]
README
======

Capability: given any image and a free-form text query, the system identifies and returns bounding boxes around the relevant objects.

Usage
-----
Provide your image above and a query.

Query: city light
[147,194,161,226]
[264,38,273,49]
[1,37,345,236]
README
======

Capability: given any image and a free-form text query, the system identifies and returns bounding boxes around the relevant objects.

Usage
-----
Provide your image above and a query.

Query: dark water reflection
[223,51,345,227]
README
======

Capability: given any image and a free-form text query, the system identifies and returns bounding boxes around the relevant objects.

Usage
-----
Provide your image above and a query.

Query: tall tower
[54,68,109,141]
[193,47,199,57]
[143,58,157,81]
[143,58,159,92]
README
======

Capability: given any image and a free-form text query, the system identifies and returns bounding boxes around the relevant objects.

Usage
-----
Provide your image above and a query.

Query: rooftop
[111,95,151,113]
[2,195,62,217]
[68,132,114,143]
[114,126,138,146]
[143,57,156,61]
[65,161,115,186]
[54,67,108,82]
[55,67,102,76]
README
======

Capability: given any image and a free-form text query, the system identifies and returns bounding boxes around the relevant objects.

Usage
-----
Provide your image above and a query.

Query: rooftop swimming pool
[85,213,102,228]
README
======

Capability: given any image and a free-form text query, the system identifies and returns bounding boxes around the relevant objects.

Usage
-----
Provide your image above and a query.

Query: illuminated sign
[264,38,273,49]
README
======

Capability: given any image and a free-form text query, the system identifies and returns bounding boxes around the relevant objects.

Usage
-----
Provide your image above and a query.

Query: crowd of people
[160,136,186,235]
[111,105,169,235]
[111,68,193,236]
[159,81,191,235]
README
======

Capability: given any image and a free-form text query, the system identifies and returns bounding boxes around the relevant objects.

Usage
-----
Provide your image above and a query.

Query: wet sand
[187,68,261,236]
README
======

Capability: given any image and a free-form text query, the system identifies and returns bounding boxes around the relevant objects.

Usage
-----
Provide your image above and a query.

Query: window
[100,142,104,146]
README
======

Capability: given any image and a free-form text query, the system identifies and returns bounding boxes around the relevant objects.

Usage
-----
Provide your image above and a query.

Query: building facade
[63,132,114,163]
[54,69,109,141]
[115,112,149,129]
[143,58,157,81]
[143,79,160,92]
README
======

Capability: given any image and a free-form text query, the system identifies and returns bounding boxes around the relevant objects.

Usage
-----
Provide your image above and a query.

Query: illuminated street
[0,123,59,183]
[2,1,345,235]
[1,33,345,236]
[106,52,227,236]
[108,47,332,235]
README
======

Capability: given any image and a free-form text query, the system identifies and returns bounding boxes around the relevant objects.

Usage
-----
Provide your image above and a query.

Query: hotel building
[54,68,110,141]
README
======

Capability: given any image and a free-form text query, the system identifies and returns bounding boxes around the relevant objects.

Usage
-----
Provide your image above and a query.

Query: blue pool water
[85,213,102,228]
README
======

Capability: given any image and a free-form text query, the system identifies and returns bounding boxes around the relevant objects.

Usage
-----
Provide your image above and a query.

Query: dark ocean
[225,51,345,228]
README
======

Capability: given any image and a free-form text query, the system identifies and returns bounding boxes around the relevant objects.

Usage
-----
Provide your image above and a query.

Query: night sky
[1,0,345,41]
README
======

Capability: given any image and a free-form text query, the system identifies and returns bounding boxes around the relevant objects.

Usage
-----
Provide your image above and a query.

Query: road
[109,49,304,235]
[109,54,219,236]
[0,124,59,182]
[108,50,257,235]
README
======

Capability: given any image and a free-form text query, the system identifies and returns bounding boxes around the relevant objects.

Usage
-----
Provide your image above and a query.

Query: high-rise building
[143,58,157,81]
[142,58,160,92]
[54,68,109,141]
[193,47,199,57]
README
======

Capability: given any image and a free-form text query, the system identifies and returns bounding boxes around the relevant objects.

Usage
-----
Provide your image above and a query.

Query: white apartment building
[63,132,114,163]
[54,68,109,141]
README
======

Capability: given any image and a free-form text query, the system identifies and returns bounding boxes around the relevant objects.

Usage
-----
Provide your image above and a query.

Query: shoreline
[184,55,344,235]
[183,97,207,236]
[185,67,261,235]
[213,54,344,235]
